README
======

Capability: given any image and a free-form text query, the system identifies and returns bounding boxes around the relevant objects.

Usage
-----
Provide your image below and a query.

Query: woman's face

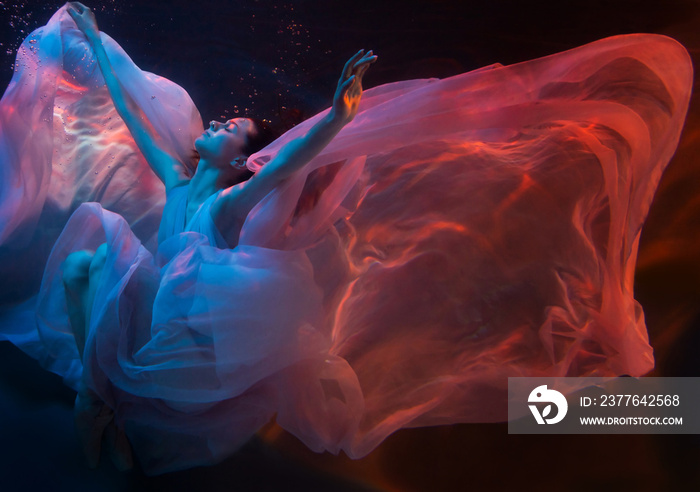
[195,118,257,162]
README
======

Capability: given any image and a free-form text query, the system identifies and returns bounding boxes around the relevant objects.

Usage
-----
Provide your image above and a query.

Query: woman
[60,1,375,470]
[0,2,693,476]
[61,1,375,357]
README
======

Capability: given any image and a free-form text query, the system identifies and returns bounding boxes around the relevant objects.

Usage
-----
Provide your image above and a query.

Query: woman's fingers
[352,53,377,80]
[340,49,365,82]
[350,58,375,87]
[71,2,89,12]
[356,64,370,82]
[354,56,376,72]
[354,57,377,69]
[353,55,376,71]
[354,50,375,65]
[67,2,94,20]
[339,50,376,88]
[66,2,99,36]
[339,74,356,94]
[66,2,86,14]
[333,49,376,122]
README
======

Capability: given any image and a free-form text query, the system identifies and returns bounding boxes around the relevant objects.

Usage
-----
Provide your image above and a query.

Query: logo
[528,385,568,424]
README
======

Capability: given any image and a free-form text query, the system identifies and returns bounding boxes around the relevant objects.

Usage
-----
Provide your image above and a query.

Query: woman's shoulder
[158,183,190,243]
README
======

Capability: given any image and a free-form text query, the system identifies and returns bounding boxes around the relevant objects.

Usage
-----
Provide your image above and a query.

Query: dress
[36,185,339,472]
[0,6,694,474]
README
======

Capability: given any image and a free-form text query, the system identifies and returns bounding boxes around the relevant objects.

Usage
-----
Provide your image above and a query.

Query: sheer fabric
[0,6,693,474]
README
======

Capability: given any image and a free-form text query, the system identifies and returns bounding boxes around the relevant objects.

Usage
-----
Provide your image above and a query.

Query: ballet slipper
[73,384,113,469]
[104,421,134,471]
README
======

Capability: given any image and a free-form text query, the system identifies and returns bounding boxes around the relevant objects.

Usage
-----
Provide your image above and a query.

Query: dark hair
[243,118,280,157]
[191,118,280,182]
[234,118,280,182]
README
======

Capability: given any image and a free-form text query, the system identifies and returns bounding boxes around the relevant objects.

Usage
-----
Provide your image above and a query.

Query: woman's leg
[62,249,95,359]
[62,244,133,470]
[61,243,108,358]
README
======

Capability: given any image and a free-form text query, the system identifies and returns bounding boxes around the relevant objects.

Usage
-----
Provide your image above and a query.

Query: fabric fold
[0,5,693,474]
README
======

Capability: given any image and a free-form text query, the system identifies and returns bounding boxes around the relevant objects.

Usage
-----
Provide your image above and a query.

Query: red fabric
[0,5,693,473]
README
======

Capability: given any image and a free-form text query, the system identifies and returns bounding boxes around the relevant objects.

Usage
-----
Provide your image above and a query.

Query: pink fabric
[36,201,331,472]
[1,5,694,475]
[0,5,202,384]
[241,34,692,454]
[0,7,201,249]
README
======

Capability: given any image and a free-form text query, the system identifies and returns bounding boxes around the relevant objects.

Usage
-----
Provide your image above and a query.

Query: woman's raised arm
[214,49,377,233]
[66,3,189,192]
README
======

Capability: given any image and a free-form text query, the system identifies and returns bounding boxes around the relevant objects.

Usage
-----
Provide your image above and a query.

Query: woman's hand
[331,49,377,125]
[218,50,377,228]
[66,2,188,191]
[66,2,100,41]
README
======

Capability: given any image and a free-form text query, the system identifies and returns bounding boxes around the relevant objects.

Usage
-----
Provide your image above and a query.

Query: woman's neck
[188,159,234,201]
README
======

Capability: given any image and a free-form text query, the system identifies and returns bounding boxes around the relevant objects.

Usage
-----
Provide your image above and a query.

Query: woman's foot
[74,383,133,471]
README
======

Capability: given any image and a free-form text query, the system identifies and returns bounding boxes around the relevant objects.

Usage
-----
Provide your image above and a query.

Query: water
[3,0,692,127]
[1,1,700,490]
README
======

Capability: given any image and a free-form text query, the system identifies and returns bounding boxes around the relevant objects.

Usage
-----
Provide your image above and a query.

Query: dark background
[1,1,699,490]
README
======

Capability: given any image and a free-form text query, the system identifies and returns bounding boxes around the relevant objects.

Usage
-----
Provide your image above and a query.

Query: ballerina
[60,1,376,469]
[61,1,375,357]
[0,2,692,475]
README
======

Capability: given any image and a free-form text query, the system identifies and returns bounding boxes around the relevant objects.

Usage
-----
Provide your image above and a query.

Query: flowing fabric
[0,7,201,377]
[0,6,693,474]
